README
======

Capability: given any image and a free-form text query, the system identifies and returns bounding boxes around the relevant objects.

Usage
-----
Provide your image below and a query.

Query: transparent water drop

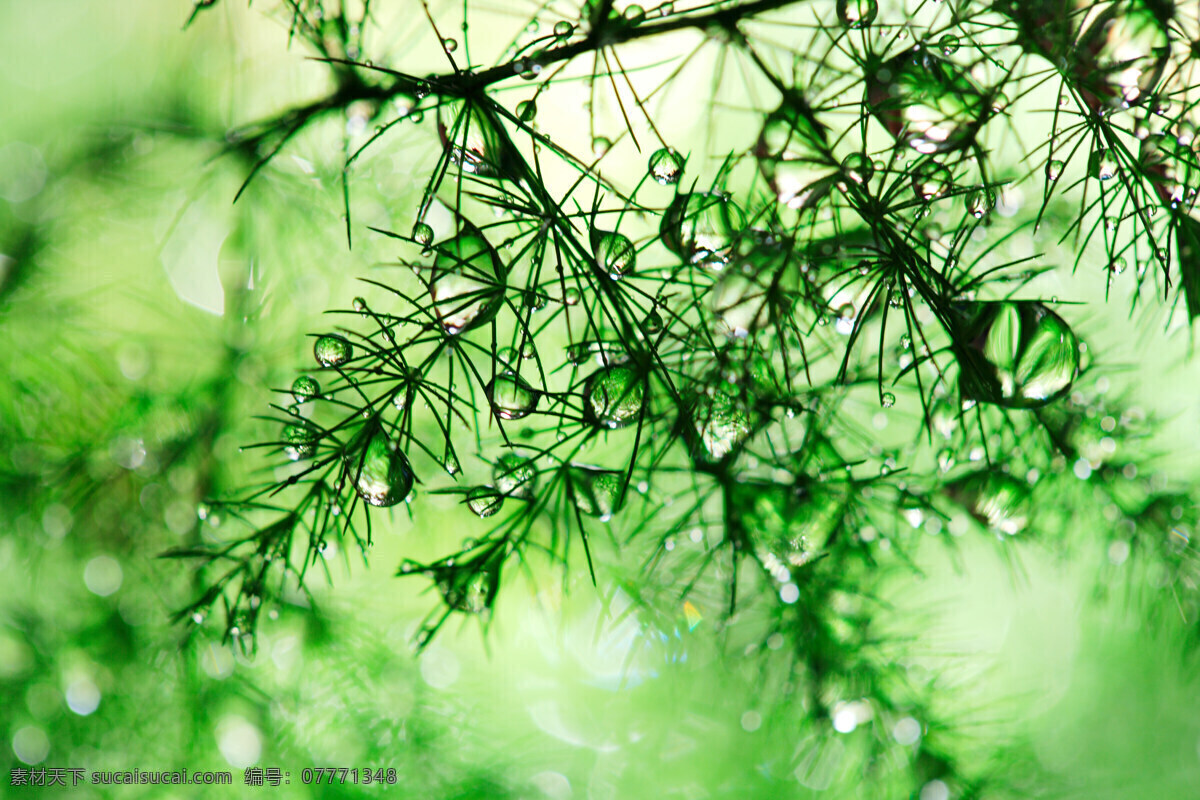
[485,372,540,420]
[592,136,612,157]
[467,486,503,518]
[881,392,896,408]
[554,20,574,37]
[443,37,458,52]
[841,152,874,184]
[568,465,624,521]
[282,422,318,461]
[643,309,664,334]
[583,364,646,429]
[494,452,538,499]
[437,98,520,180]
[660,191,746,268]
[911,160,951,200]
[740,479,845,577]
[938,33,959,55]
[345,423,415,507]
[314,334,352,368]
[291,375,320,404]
[430,221,508,335]
[836,0,878,28]
[564,287,581,306]
[868,47,985,154]
[591,230,636,278]
[1046,159,1064,181]
[648,147,684,185]
[516,100,537,122]
[688,388,754,463]
[965,186,997,218]
[1088,148,1117,180]
[353,296,368,313]
[953,300,1080,409]
[948,470,1029,534]
[1110,256,1127,274]
[439,569,493,614]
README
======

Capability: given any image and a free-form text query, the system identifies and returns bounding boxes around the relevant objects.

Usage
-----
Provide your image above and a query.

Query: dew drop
[592,230,636,278]
[466,486,503,518]
[687,388,754,463]
[836,0,878,28]
[282,422,318,461]
[494,452,538,499]
[911,160,952,200]
[554,20,574,37]
[841,152,874,184]
[1046,159,1064,181]
[314,334,352,368]
[516,100,537,122]
[583,364,646,429]
[660,191,746,268]
[938,33,959,55]
[648,147,684,185]
[291,375,320,404]
[592,136,612,157]
[881,392,896,408]
[443,37,458,52]
[429,221,508,335]
[485,372,540,420]
[412,222,434,246]
[344,423,415,507]
[568,465,624,521]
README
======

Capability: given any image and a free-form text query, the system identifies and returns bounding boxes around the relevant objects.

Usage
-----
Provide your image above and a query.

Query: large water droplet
[412,222,434,246]
[948,470,1029,535]
[494,452,538,499]
[836,0,878,28]
[282,422,318,461]
[583,364,645,429]
[567,465,624,521]
[437,98,521,180]
[314,334,352,368]
[345,423,415,507]
[841,153,874,184]
[687,388,754,463]
[953,300,1080,409]
[467,486,504,518]
[591,229,636,278]
[867,47,985,154]
[660,191,746,268]
[648,147,684,185]
[291,375,320,404]
[485,372,540,420]
[911,160,952,200]
[430,221,508,335]
[1088,148,1117,180]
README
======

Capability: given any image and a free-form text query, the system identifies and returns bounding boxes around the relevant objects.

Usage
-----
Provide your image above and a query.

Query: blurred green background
[1,1,1199,798]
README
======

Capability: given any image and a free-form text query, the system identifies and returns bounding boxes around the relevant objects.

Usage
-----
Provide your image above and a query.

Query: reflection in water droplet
[647,147,684,185]
[494,452,538,499]
[485,373,540,420]
[283,422,318,461]
[583,364,645,429]
[836,0,878,28]
[467,486,503,518]
[568,465,624,521]
[345,424,415,507]
[688,389,754,463]
[430,222,508,335]
[591,230,636,278]
[291,375,320,404]
[948,470,1029,534]
[314,334,352,368]
[868,47,985,154]
[660,191,745,268]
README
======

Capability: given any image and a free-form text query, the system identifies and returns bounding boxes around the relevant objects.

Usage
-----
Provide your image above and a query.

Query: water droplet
[467,486,503,518]
[868,47,985,154]
[516,100,537,122]
[948,470,1029,534]
[591,136,612,157]
[353,296,368,313]
[911,160,952,200]
[1046,159,1064,181]
[687,388,754,463]
[755,103,832,209]
[345,423,415,507]
[485,372,540,420]
[291,375,320,404]
[624,4,645,23]
[583,364,646,429]
[1110,256,1127,274]
[880,392,896,408]
[439,569,493,613]
[494,452,538,499]
[437,98,521,179]
[953,300,1080,409]
[412,222,434,246]
[443,37,458,52]
[554,20,574,37]
[938,33,959,55]
[648,147,684,185]
[314,334,352,368]
[660,191,746,268]
[836,0,878,28]
[840,153,874,184]
[429,221,508,335]
[564,287,581,306]
[965,186,997,218]
[591,230,636,278]
[282,422,318,461]
[1088,148,1117,180]
[568,465,624,521]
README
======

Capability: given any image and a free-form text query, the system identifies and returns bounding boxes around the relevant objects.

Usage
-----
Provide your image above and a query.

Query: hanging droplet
[591,230,636,278]
[282,422,318,461]
[953,300,1080,409]
[624,4,645,23]
[568,465,624,521]
[881,392,896,408]
[948,470,1029,535]
[437,98,521,180]
[1046,159,1064,181]
[291,375,320,404]
[564,287,581,306]
[965,186,997,219]
[841,152,874,184]
[591,136,612,157]
[412,222,434,246]
[439,569,494,613]
[687,388,754,463]
[1088,148,1117,180]
[648,147,684,185]
[353,296,368,314]
[344,424,414,507]
[867,47,985,154]
[467,486,504,518]
[443,37,458,52]
[583,364,646,429]
[643,309,664,334]
[755,101,833,210]
[740,479,846,580]
[494,452,538,499]
[911,160,952,200]
[660,191,746,268]
[836,0,878,28]
[485,372,540,420]
[314,334,352,368]
[554,20,574,37]
[938,33,960,55]
[1110,256,1127,274]
[516,100,537,122]
[430,220,508,335]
